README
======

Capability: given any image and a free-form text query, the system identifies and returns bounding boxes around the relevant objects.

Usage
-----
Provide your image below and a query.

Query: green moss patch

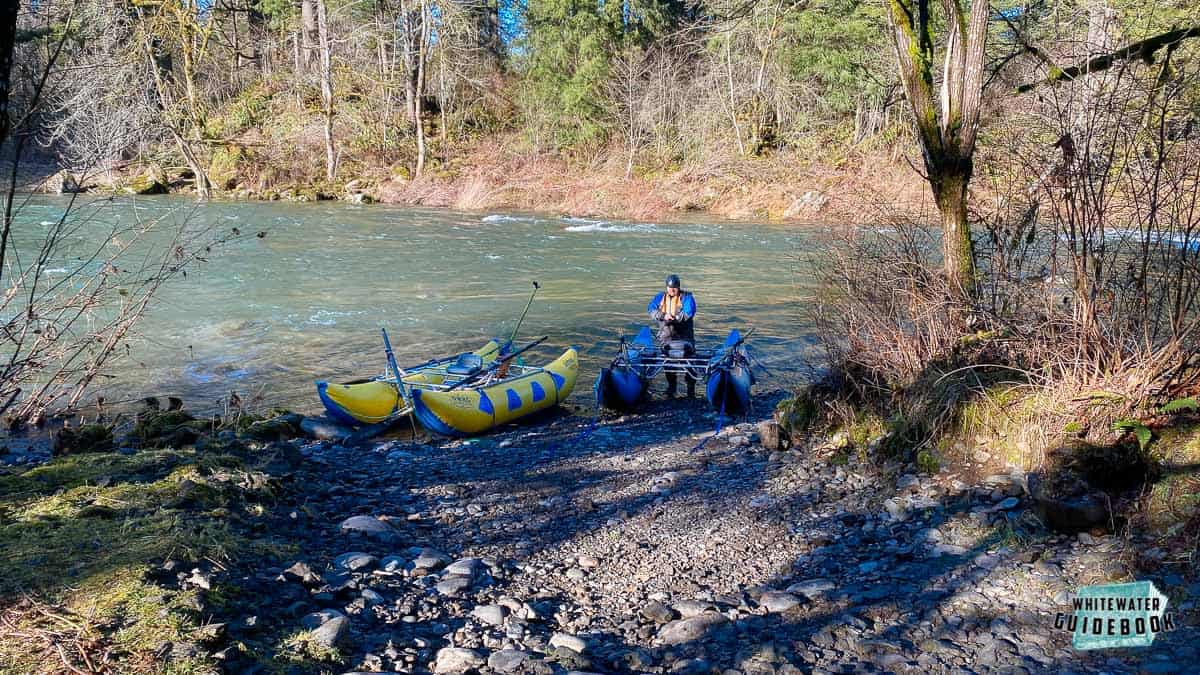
[0,443,289,673]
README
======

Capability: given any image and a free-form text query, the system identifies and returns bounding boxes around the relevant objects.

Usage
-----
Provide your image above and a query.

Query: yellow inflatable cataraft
[411,347,579,436]
[316,341,501,425]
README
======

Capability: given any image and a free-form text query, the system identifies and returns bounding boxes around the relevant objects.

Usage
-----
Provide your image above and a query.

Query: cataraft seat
[446,353,484,377]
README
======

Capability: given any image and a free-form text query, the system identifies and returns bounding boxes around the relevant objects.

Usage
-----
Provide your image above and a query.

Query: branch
[1016,25,1200,94]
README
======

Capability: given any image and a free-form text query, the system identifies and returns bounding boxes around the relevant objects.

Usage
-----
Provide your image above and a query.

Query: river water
[10,196,827,415]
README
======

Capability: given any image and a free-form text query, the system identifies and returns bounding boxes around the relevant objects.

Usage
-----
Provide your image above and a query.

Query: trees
[133,0,219,197]
[315,0,335,180]
[523,0,689,150]
[882,0,990,298]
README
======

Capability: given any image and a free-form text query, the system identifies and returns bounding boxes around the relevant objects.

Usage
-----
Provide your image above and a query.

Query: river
[10,196,826,415]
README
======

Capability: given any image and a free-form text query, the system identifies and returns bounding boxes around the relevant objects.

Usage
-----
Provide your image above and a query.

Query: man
[647,274,697,398]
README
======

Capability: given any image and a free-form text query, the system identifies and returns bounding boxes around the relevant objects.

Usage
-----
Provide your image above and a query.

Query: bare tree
[883,0,990,298]
[39,3,158,182]
[132,0,218,197]
[608,47,653,178]
[316,0,335,180]
[1,1,223,424]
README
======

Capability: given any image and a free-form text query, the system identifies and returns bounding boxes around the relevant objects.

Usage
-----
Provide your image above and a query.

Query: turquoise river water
[9,196,827,415]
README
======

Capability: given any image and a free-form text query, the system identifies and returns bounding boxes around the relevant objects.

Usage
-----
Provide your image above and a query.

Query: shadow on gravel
[221,381,1195,673]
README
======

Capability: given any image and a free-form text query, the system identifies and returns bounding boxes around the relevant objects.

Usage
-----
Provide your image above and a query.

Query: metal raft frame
[364,355,549,421]
[608,335,746,383]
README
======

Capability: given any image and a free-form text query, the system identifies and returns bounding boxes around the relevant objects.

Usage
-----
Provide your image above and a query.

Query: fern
[1159,397,1199,414]
[1113,419,1153,452]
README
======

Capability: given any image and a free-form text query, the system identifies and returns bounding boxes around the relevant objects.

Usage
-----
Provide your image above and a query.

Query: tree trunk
[885,0,989,299]
[725,38,745,156]
[316,0,335,181]
[413,0,428,177]
[0,0,17,151]
[301,0,318,72]
[399,0,416,124]
[930,163,976,294]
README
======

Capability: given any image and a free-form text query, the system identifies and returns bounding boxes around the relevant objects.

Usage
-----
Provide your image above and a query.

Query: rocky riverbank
[1,392,1195,673]
[18,141,931,227]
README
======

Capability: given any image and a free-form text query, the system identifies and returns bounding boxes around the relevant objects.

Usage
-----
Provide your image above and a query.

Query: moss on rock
[52,423,114,456]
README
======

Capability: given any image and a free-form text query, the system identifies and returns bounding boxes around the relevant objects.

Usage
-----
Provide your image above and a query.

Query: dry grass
[370,132,930,224]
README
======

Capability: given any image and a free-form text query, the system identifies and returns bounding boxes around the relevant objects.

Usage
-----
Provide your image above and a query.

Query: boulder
[657,613,729,645]
[309,615,349,648]
[122,171,169,195]
[487,649,530,673]
[434,647,486,674]
[759,591,803,613]
[549,632,587,654]
[339,515,396,538]
[49,170,83,194]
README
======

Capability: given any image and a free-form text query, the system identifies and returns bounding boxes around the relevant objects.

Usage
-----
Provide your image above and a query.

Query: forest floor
[0,386,1195,674]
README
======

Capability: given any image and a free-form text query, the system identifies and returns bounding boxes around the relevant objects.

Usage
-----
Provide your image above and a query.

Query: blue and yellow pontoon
[316,339,579,435]
[316,340,501,425]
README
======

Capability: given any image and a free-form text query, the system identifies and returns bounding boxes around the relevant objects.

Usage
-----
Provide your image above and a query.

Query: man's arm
[680,293,696,320]
[648,292,665,321]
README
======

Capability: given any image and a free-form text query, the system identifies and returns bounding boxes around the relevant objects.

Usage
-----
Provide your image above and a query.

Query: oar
[381,328,406,382]
[445,336,548,392]
[507,281,541,348]
[382,327,421,436]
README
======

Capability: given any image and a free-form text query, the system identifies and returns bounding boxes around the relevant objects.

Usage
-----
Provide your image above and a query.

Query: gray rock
[333,552,379,571]
[992,497,1020,511]
[757,420,788,450]
[310,615,349,648]
[550,632,588,654]
[565,567,586,581]
[185,569,212,590]
[380,555,407,573]
[658,613,729,645]
[883,498,908,522]
[671,657,713,674]
[339,515,395,537]
[471,603,508,627]
[436,576,473,597]
[301,608,345,629]
[434,647,486,673]
[488,649,530,673]
[301,417,352,440]
[760,591,803,613]
[413,547,452,571]
[786,579,835,599]
[284,561,321,585]
[361,588,385,606]
[672,599,716,618]
[641,600,676,623]
[444,557,484,577]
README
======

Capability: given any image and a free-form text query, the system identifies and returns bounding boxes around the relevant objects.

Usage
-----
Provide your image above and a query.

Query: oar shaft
[508,281,540,345]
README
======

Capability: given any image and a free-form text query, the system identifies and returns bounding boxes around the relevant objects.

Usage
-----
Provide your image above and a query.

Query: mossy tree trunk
[884,0,989,298]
